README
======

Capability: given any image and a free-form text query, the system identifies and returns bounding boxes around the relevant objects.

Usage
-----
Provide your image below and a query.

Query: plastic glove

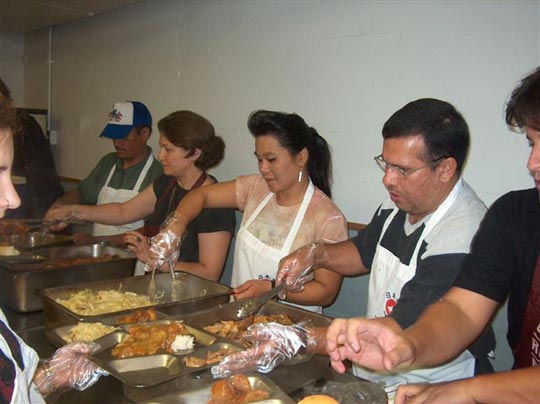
[277,242,322,293]
[211,320,316,378]
[44,206,85,232]
[36,342,107,396]
[145,213,184,273]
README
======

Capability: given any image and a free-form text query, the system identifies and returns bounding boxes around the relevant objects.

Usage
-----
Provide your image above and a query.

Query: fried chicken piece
[209,380,237,404]
[241,389,270,403]
[230,374,251,395]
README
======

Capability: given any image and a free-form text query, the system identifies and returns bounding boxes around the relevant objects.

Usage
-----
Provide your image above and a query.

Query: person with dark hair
[0,78,64,219]
[45,101,162,240]
[46,110,235,281]
[148,110,347,313]
[208,99,495,398]
[0,86,104,403]
[321,68,540,404]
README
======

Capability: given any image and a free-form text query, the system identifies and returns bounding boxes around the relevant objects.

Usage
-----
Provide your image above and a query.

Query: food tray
[0,243,136,312]
[37,272,232,329]
[148,373,295,404]
[45,309,172,347]
[9,232,73,250]
[88,320,242,388]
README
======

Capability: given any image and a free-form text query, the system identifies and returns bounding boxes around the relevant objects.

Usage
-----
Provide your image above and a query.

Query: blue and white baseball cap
[99,101,152,139]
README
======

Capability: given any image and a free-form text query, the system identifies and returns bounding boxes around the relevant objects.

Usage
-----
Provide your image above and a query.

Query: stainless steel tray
[124,371,295,404]
[149,374,295,404]
[89,320,241,388]
[46,309,172,347]
[0,243,136,312]
[9,232,73,250]
[37,272,232,329]
[178,300,332,390]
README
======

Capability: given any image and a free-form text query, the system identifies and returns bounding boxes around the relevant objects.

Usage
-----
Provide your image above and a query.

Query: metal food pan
[89,321,241,388]
[0,243,136,312]
[9,232,73,250]
[148,374,295,404]
[177,300,332,394]
[179,299,332,332]
[45,309,172,347]
[37,272,232,329]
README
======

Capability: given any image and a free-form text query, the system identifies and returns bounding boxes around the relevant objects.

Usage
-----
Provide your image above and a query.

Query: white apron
[354,178,475,396]
[92,154,154,236]
[232,181,321,312]
[0,311,44,404]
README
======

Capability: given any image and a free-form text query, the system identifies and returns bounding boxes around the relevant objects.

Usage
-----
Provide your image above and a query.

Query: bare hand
[123,231,150,263]
[232,280,271,300]
[395,379,475,404]
[326,317,415,373]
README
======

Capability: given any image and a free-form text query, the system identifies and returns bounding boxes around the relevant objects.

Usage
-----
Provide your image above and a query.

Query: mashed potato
[65,322,116,342]
[171,335,195,351]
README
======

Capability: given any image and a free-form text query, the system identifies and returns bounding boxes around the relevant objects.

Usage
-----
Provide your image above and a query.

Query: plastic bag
[301,381,388,404]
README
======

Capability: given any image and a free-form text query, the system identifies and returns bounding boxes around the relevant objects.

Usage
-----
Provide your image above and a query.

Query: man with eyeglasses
[209,98,495,397]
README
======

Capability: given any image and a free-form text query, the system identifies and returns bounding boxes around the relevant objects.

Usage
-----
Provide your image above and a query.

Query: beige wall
[0,33,24,105]
[22,0,540,223]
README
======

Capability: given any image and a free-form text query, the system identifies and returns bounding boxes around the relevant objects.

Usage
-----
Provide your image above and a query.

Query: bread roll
[298,395,340,404]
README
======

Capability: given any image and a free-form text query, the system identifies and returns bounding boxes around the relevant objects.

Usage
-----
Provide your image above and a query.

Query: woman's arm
[283,267,342,307]
[173,231,232,281]
[46,185,156,225]
[168,180,238,233]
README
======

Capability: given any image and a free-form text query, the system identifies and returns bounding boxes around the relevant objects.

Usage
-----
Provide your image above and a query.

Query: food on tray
[64,322,117,343]
[298,395,340,404]
[0,243,20,256]
[43,254,121,268]
[207,374,269,404]
[171,335,194,351]
[116,308,158,324]
[183,347,236,368]
[111,322,190,358]
[203,313,294,346]
[0,220,30,239]
[55,289,152,315]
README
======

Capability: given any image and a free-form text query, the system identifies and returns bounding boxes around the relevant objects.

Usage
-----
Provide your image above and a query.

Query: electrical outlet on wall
[49,130,58,145]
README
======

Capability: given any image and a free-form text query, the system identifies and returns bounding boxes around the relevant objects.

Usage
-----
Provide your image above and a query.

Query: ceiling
[0,0,143,34]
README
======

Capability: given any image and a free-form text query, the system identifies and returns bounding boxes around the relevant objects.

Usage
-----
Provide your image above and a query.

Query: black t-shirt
[145,175,236,263]
[455,188,540,352]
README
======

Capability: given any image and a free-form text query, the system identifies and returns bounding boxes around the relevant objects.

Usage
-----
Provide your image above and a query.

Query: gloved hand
[211,320,316,378]
[35,342,107,397]
[277,242,322,293]
[44,206,85,232]
[145,213,184,273]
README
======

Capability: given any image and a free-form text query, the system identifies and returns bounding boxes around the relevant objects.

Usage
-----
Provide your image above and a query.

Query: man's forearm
[52,189,81,207]
[315,240,368,276]
[468,367,540,404]
[404,289,496,368]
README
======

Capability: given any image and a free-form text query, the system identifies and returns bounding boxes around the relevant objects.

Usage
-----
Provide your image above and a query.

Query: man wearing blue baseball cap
[47,101,162,238]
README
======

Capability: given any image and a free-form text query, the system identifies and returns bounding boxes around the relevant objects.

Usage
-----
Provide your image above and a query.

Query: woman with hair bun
[149,110,347,313]
[46,110,235,281]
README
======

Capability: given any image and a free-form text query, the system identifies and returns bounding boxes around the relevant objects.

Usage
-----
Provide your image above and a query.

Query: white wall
[0,33,25,105]
[21,0,540,371]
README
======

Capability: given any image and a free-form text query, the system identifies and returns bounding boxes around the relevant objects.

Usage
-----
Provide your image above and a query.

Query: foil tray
[144,374,295,404]
[0,243,136,312]
[9,232,73,250]
[37,272,232,329]
[123,301,332,402]
[88,320,242,388]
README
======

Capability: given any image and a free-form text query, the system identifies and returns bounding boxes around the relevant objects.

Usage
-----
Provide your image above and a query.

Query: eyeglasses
[374,154,446,177]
